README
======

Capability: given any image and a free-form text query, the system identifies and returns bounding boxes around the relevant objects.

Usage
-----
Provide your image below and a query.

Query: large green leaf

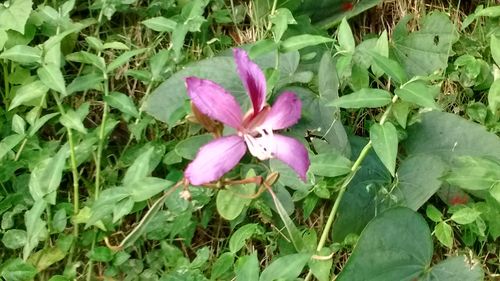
[393,154,447,210]
[331,136,392,242]
[336,207,483,281]
[329,88,392,108]
[404,111,500,160]
[0,0,33,34]
[259,253,311,281]
[144,50,300,126]
[392,12,458,77]
[216,170,256,220]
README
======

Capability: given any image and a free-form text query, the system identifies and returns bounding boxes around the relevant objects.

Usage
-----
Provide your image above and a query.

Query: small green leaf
[128,177,173,202]
[229,224,259,254]
[235,253,260,281]
[90,246,114,262]
[11,114,26,135]
[66,72,104,96]
[281,34,334,52]
[370,52,407,84]
[308,248,332,281]
[175,134,212,160]
[488,79,500,113]
[0,258,37,281]
[211,252,234,280]
[29,147,68,204]
[2,229,27,249]
[395,81,440,109]
[269,189,304,252]
[0,45,41,64]
[491,35,500,67]
[475,6,500,17]
[370,122,398,176]
[104,92,139,118]
[259,253,311,281]
[0,134,24,161]
[338,18,355,53]
[112,198,134,223]
[269,8,296,42]
[37,63,67,96]
[310,152,352,177]
[24,200,47,260]
[425,204,443,223]
[107,49,147,73]
[102,41,129,50]
[60,109,87,134]
[51,208,67,233]
[66,51,106,72]
[9,80,48,110]
[435,221,453,248]
[391,101,410,128]
[450,207,481,225]
[85,36,104,51]
[28,113,59,137]
[249,39,278,59]
[142,16,177,32]
[329,88,392,108]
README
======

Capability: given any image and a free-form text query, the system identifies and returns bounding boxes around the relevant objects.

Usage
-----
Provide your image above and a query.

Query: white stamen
[243,128,275,160]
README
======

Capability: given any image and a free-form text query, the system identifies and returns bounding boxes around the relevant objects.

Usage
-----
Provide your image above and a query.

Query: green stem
[95,79,109,199]
[304,95,400,281]
[53,92,80,262]
[2,61,9,108]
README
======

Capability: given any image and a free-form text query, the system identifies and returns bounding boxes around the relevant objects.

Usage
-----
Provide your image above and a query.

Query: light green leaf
[28,147,68,204]
[175,134,212,160]
[142,16,177,32]
[395,81,440,109]
[235,253,260,281]
[229,224,260,254]
[0,134,24,161]
[85,36,103,51]
[475,6,500,17]
[435,221,453,248]
[23,200,47,260]
[491,35,500,67]
[60,109,87,134]
[269,189,304,252]
[2,229,27,249]
[104,92,139,118]
[488,79,500,113]
[0,258,37,281]
[391,101,410,128]
[216,170,256,220]
[310,152,352,177]
[249,39,279,59]
[370,122,398,176]
[211,252,234,280]
[450,207,481,225]
[66,51,106,72]
[369,52,407,84]
[329,88,392,108]
[102,41,129,50]
[269,8,296,42]
[37,64,67,96]
[0,0,33,34]
[128,177,173,202]
[107,49,147,73]
[112,198,134,223]
[281,34,333,52]
[9,80,49,110]
[338,18,355,53]
[66,72,104,96]
[28,113,59,137]
[259,253,311,281]
[0,45,41,64]
[445,156,500,191]
[11,114,26,135]
[426,204,443,223]
[123,148,153,184]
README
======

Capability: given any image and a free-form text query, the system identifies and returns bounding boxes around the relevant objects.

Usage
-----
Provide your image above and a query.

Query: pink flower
[184,49,310,185]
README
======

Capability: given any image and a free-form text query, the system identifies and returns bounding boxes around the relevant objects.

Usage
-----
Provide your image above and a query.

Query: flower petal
[258,91,302,130]
[269,134,310,181]
[186,77,243,129]
[233,48,267,115]
[185,135,247,185]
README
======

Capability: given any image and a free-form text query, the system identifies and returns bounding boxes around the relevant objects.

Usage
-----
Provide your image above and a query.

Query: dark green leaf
[90,246,114,262]
[211,252,234,280]
[229,224,259,254]
[0,258,37,281]
[369,52,407,84]
[104,92,139,118]
[310,152,351,177]
[107,49,147,73]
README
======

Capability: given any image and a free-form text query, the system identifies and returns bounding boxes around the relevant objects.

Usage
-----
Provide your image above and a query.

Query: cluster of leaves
[0,0,499,280]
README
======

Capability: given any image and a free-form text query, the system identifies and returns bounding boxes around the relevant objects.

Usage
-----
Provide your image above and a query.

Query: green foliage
[0,0,499,280]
